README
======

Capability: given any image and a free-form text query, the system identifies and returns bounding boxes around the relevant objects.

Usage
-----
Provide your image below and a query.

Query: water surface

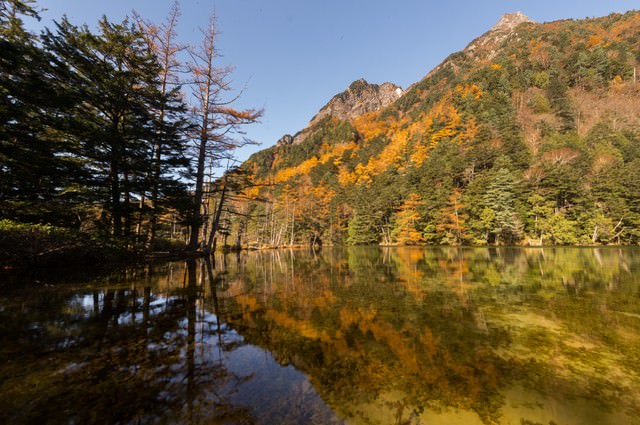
[1,247,639,424]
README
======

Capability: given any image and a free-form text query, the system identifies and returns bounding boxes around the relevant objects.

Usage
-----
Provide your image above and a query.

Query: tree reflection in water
[0,247,639,425]
[216,247,640,425]
[0,258,262,424]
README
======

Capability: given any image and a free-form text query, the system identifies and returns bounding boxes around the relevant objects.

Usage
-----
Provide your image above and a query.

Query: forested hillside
[235,11,640,247]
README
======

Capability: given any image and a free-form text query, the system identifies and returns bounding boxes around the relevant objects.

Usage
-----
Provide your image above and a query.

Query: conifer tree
[134,1,190,246]
[42,17,189,238]
[187,14,261,252]
[0,0,84,224]
[481,166,523,244]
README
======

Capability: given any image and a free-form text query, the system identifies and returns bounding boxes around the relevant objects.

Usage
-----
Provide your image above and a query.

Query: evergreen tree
[546,71,575,133]
[0,1,87,225]
[0,0,39,41]
[135,2,190,247]
[347,211,379,245]
[481,166,523,244]
[42,17,189,238]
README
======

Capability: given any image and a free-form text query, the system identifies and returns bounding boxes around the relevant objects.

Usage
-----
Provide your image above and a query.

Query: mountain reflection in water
[1,247,639,424]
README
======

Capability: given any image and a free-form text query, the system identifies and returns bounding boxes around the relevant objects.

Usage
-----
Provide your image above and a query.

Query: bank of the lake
[0,220,142,270]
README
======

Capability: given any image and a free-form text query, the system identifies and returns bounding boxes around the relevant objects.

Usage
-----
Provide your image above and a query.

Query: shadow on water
[0,246,639,424]
[0,257,261,424]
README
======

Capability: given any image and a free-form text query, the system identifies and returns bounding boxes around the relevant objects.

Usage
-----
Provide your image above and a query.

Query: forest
[237,10,640,247]
[2,2,640,269]
[0,0,259,266]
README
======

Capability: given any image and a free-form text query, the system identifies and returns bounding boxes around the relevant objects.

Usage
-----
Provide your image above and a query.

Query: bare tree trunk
[187,13,260,251]
[188,125,209,251]
[290,205,296,246]
[205,178,227,253]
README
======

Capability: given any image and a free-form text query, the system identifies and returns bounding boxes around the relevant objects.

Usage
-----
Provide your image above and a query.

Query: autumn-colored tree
[436,189,467,245]
[231,11,640,247]
[391,193,425,245]
[187,14,261,252]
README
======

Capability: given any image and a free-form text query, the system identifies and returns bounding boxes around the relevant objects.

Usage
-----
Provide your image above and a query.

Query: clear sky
[26,0,638,164]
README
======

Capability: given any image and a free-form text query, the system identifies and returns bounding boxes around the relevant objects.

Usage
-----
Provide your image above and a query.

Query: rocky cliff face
[309,79,403,127]
[283,79,403,145]
[465,12,533,57]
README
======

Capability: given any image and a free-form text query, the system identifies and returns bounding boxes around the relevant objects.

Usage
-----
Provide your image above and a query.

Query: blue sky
[26,0,638,165]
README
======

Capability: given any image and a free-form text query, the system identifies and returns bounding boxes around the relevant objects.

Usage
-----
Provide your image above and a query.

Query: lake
[1,247,639,424]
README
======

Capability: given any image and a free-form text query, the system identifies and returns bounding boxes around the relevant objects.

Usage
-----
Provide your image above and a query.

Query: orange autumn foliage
[587,35,603,47]
[392,193,424,245]
[273,141,356,183]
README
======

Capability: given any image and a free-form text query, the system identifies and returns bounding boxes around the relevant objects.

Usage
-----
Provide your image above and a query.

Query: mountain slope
[234,10,640,247]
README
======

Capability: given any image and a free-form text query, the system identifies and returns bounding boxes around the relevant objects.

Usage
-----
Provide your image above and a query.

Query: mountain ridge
[237,9,640,248]
[278,11,534,148]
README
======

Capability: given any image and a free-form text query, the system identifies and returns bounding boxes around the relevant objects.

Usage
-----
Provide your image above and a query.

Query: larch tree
[436,189,466,245]
[392,193,425,245]
[187,14,261,252]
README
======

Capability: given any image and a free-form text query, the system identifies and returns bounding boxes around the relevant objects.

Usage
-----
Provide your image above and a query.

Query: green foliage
[7,5,637,250]
[481,166,524,244]
[0,219,133,267]
[529,93,551,114]
[546,72,575,132]
[347,212,379,245]
[1,5,192,251]
[531,71,550,89]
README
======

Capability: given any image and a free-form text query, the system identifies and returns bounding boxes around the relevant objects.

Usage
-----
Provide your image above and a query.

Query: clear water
[1,247,639,424]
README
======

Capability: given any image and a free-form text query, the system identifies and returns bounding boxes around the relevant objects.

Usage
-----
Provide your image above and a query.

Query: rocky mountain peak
[491,12,533,33]
[308,79,403,128]
[465,11,533,55]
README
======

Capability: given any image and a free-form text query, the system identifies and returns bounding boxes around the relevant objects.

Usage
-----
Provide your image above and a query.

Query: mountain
[234,10,640,248]
[465,12,533,57]
[277,79,403,146]
[310,79,403,126]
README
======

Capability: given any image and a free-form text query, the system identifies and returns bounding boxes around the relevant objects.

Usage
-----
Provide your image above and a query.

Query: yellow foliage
[462,116,479,143]
[410,143,429,166]
[350,128,411,185]
[393,193,424,245]
[352,111,387,140]
[272,141,356,184]
[587,35,603,47]
[266,309,334,343]
[339,307,377,328]
[338,168,357,186]
[243,185,260,199]
[312,289,337,309]
[431,104,463,144]
[236,294,260,312]
[455,83,483,100]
